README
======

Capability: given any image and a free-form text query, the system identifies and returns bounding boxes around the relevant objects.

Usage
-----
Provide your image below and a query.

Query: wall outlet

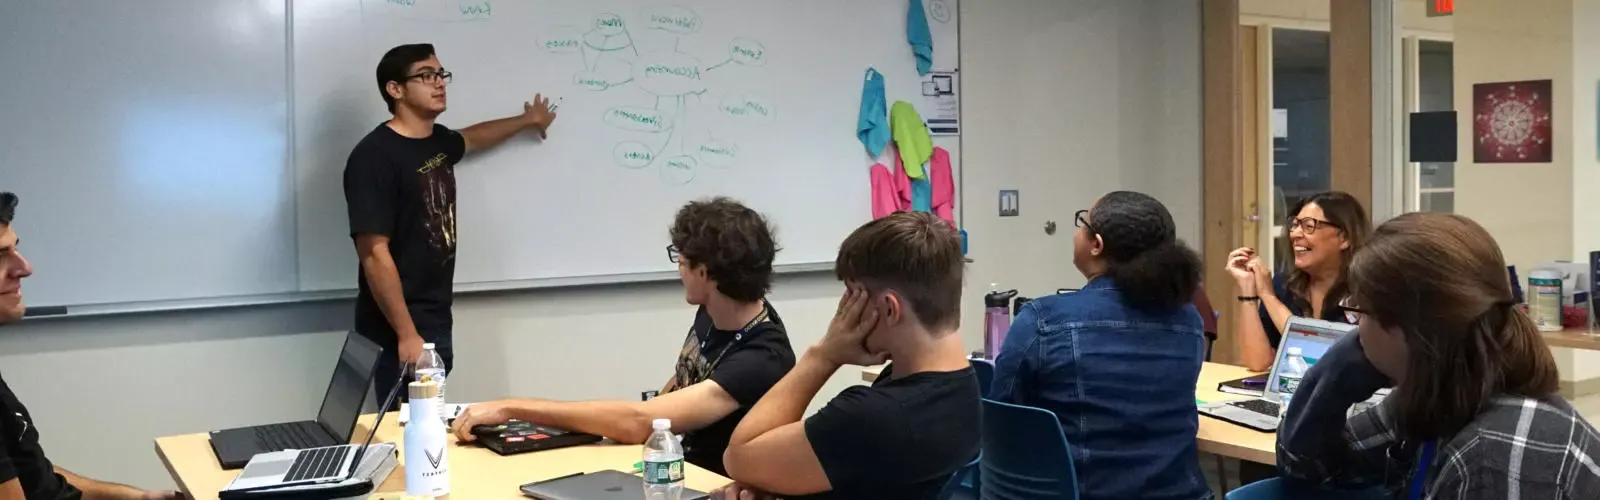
[998,189,1020,217]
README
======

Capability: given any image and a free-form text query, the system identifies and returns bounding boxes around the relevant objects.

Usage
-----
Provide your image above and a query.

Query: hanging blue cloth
[858,68,890,157]
[907,0,934,75]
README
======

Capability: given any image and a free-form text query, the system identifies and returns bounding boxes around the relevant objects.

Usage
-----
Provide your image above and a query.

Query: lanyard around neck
[1408,440,1436,500]
[703,303,769,373]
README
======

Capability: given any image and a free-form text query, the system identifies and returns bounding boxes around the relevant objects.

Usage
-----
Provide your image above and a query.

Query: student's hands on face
[522,93,557,138]
[451,400,516,443]
[813,286,888,367]
[712,482,780,500]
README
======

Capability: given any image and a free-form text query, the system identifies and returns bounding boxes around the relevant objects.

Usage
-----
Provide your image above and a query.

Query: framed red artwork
[1473,79,1553,163]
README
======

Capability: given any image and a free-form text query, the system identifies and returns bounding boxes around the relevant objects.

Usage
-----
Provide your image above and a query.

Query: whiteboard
[295,0,961,292]
[1,0,959,313]
[0,0,296,309]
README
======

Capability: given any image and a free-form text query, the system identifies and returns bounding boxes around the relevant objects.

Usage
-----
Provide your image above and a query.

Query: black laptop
[209,331,383,470]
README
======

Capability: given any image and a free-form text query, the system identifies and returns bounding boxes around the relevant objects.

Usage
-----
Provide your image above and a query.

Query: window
[1412,39,1455,213]
[1269,28,1331,270]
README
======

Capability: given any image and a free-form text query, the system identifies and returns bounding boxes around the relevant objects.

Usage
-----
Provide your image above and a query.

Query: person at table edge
[453,198,796,477]
[0,192,183,500]
[1228,191,1369,371]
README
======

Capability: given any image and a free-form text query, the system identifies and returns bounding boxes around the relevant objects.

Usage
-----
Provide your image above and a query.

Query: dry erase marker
[548,97,563,113]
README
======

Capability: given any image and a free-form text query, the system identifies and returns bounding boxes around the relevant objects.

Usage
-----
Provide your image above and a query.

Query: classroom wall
[1451,0,1600,384]
[1568,0,1600,382]
[0,0,1203,490]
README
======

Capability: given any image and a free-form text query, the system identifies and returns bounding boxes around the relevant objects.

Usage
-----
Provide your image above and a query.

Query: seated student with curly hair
[452,197,797,477]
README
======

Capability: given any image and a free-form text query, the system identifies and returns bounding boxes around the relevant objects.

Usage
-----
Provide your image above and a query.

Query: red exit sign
[1428,0,1454,17]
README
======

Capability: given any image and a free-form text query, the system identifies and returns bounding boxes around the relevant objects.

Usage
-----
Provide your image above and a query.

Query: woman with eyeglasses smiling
[1277,212,1600,497]
[1226,191,1370,372]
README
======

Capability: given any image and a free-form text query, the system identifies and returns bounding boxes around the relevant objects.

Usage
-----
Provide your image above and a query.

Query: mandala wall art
[1473,79,1553,163]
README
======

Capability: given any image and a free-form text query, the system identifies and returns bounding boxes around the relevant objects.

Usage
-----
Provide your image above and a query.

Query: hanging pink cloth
[869,146,955,226]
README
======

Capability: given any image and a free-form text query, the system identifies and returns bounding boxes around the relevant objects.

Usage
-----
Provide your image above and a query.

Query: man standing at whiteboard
[344,43,557,408]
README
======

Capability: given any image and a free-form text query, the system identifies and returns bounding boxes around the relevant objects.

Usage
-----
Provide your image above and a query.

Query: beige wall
[1241,0,1452,33]
[1452,0,1600,382]
[1453,0,1573,273]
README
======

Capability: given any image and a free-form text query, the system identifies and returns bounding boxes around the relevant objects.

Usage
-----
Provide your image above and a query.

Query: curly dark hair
[1087,191,1202,310]
[669,197,778,302]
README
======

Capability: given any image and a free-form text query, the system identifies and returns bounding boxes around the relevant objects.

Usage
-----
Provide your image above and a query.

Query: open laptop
[210,331,383,469]
[222,367,405,493]
[1199,317,1356,432]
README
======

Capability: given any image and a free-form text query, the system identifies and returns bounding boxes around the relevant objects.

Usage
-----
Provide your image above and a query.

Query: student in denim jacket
[992,191,1212,500]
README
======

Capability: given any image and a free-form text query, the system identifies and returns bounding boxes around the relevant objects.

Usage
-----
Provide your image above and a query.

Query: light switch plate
[998,190,1020,217]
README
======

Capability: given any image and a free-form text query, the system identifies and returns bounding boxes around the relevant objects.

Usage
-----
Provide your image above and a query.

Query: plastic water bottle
[642,419,685,500]
[1283,346,1310,378]
[416,343,447,422]
[1278,347,1310,418]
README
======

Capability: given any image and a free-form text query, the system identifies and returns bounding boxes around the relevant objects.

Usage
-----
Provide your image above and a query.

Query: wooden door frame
[1202,0,1244,364]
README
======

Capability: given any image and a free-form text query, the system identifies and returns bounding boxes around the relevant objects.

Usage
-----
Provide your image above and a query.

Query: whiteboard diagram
[536,6,772,185]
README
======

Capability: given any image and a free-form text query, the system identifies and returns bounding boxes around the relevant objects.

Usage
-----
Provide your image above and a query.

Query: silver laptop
[1199,317,1359,432]
[223,368,405,492]
[520,470,709,500]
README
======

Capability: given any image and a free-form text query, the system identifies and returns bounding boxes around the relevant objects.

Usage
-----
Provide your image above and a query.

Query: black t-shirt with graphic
[344,123,464,347]
[796,365,981,500]
[663,302,795,477]
[0,373,81,499]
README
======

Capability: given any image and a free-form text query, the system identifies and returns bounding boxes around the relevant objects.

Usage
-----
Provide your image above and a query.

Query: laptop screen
[317,333,383,442]
[1265,318,1353,396]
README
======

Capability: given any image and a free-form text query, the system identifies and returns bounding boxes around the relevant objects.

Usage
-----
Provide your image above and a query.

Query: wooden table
[1545,327,1600,350]
[862,361,1277,465]
[154,414,731,500]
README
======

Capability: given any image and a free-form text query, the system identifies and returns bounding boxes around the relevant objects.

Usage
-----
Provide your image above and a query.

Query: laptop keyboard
[255,423,319,450]
[283,446,348,483]
[1229,398,1281,416]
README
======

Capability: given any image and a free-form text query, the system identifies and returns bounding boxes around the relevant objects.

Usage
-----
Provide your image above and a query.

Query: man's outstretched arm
[461,94,557,152]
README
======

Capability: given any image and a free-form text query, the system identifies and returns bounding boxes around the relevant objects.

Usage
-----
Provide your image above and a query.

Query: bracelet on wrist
[1238,295,1261,303]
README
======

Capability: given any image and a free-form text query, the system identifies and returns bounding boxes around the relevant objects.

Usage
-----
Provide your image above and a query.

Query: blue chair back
[970,358,995,398]
[978,399,1077,500]
[1226,477,1387,500]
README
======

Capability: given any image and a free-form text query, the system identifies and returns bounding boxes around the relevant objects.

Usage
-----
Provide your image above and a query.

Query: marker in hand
[547,97,563,113]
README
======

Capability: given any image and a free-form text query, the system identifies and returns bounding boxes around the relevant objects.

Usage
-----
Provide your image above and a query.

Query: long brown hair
[1283,191,1370,315]
[1347,213,1559,441]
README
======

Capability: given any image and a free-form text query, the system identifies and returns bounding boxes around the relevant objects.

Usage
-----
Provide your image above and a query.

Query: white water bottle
[415,343,447,422]
[404,381,450,499]
[642,419,685,500]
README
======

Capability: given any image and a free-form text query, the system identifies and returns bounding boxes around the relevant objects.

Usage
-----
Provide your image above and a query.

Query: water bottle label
[643,459,684,484]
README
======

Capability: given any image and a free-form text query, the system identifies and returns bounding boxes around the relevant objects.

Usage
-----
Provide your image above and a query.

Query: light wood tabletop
[1545,327,1600,351]
[154,414,731,500]
[861,361,1276,464]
